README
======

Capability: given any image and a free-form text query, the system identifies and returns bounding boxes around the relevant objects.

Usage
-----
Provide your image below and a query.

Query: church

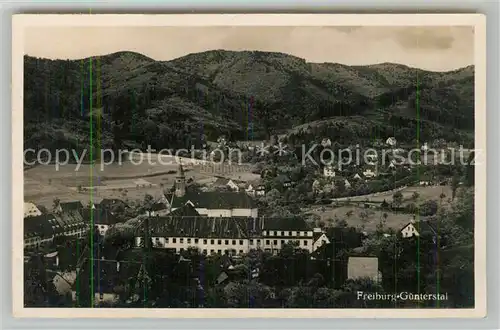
[165,164,259,218]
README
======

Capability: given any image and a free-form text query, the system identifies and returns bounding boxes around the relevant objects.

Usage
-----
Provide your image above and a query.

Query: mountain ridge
[23,49,475,154]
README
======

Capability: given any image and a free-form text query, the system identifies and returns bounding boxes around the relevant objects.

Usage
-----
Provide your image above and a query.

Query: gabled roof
[401,219,438,236]
[138,214,311,238]
[140,216,259,239]
[99,198,128,208]
[59,201,84,212]
[386,137,397,144]
[24,214,57,239]
[213,177,231,186]
[313,232,326,242]
[151,202,168,212]
[261,217,311,231]
[170,191,257,209]
[167,204,201,217]
[24,202,41,217]
[325,227,364,247]
[54,210,86,231]
[82,207,120,226]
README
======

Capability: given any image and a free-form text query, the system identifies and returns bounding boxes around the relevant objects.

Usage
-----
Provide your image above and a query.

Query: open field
[398,185,453,204]
[24,155,258,209]
[307,186,454,232]
[338,185,453,204]
[308,205,413,232]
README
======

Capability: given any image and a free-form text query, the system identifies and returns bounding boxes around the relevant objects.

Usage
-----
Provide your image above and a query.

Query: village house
[82,207,121,236]
[135,205,320,255]
[147,201,171,217]
[24,204,90,249]
[245,183,256,196]
[400,217,438,239]
[53,208,88,238]
[321,138,332,148]
[276,174,293,189]
[24,202,42,218]
[312,228,330,251]
[388,159,397,170]
[323,165,336,178]
[255,184,266,196]
[24,214,59,249]
[167,165,259,218]
[212,177,240,192]
[353,173,363,180]
[96,198,129,214]
[386,137,397,147]
[312,179,322,194]
[365,152,378,164]
[362,168,377,179]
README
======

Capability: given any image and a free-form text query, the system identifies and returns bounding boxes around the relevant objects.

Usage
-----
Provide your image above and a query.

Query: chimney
[55,255,59,267]
[116,261,120,272]
[410,215,416,224]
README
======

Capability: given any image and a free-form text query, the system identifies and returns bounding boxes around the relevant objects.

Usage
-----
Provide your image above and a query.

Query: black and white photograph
[13,14,487,317]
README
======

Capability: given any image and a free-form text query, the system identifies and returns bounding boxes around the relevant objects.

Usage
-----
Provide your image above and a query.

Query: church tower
[175,163,186,197]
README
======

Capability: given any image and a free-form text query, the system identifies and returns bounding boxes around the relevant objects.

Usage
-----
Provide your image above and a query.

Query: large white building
[135,205,319,255]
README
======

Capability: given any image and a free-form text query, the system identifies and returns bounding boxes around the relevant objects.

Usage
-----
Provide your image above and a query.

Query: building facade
[135,206,318,255]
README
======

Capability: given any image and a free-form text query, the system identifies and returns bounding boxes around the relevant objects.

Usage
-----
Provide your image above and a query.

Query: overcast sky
[24,26,474,71]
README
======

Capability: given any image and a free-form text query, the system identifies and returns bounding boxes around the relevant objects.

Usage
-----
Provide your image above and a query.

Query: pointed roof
[213,177,231,186]
[82,207,121,226]
[167,203,201,217]
[170,191,257,209]
[177,163,185,177]
[99,198,128,209]
[59,201,84,212]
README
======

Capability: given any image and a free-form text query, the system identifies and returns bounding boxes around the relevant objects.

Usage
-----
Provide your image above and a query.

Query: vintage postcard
[12,14,486,318]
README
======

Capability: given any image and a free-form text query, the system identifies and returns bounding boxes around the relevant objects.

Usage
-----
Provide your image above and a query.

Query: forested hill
[23,50,474,152]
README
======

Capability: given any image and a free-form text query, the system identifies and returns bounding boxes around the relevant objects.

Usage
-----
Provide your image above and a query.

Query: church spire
[178,163,185,178]
[175,162,186,197]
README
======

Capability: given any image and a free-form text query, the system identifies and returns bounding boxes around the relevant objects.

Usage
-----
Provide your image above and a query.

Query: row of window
[169,248,247,255]
[151,237,310,247]
[156,237,247,245]
[264,230,311,237]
